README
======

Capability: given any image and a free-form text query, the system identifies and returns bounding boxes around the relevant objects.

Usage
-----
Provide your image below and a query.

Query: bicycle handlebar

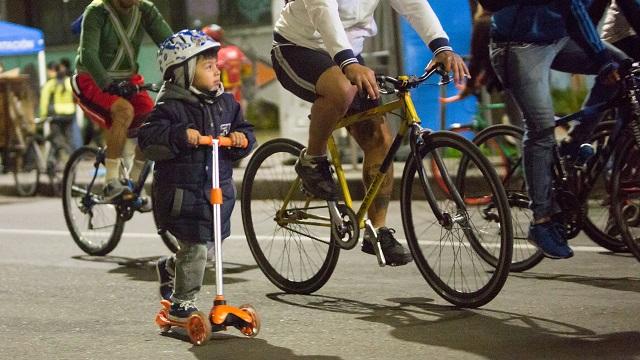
[198,135,249,148]
[376,65,451,94]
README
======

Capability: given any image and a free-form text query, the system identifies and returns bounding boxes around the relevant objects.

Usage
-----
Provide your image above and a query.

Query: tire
[241,138,340,294]
[610,134,640,262]
[62,146,124,255]
[580,120,628,253]
[152,177,180,253]
[466,124,544,272]
[13,139,40,196]
[47,141,71,197]
[401,131,513,308]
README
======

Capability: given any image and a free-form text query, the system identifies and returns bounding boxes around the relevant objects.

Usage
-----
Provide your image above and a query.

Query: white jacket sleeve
[301,0,359,69]
[389,0,451,54]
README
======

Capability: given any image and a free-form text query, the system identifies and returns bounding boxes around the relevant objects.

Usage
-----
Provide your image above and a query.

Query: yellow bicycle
[241,68,513,308]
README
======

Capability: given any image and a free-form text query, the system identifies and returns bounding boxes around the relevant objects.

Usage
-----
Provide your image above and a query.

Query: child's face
[192,57,221,92]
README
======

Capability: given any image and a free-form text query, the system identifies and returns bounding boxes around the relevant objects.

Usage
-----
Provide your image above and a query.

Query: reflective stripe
[273,45,315,93]
[103,1,140,73]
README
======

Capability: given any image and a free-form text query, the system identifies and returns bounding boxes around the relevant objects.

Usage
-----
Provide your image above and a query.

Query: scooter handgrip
[198,135,214,146]
[217,136,249,148]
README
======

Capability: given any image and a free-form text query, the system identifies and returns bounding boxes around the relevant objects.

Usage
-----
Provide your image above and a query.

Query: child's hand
[186,129,201,147]
[229,131,247,147]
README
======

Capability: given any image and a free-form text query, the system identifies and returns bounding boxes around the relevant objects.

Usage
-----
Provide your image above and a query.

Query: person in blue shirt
[490,1,627,259]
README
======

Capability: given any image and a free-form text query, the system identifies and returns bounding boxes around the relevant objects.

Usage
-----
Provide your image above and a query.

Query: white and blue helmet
[158,29,221,82]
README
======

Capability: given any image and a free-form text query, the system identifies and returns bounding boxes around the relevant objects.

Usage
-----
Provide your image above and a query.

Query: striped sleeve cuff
[429,38,452,56]
[334,49,358,71]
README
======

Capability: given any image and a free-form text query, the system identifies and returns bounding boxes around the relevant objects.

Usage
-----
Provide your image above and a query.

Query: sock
[301,149,327,166]
[105,158,121,182]
[129,160,146,183]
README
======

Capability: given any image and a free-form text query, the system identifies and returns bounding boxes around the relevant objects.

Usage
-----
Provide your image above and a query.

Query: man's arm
[77,6,111,88]
[301,0,358,71]
[140,1,173,46]
[566,0,612,67]
[388,0,451,55]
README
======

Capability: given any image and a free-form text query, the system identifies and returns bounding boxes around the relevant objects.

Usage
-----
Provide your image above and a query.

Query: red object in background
[217,45,252,103]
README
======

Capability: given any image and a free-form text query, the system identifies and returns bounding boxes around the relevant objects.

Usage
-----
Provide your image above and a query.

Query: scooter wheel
[238,304,261,337]
[186,311,212,345]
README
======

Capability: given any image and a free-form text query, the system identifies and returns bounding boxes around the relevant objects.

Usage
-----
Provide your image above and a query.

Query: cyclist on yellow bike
[73,0,172,202]
[271,0,469,266]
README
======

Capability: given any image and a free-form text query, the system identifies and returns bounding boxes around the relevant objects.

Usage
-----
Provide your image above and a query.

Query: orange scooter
[155,135,260,345]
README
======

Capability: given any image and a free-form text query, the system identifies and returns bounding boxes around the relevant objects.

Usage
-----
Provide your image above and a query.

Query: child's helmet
[158,29,221,80]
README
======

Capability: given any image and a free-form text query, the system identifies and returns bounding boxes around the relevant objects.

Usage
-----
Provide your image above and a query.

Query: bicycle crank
[327,202,360,250]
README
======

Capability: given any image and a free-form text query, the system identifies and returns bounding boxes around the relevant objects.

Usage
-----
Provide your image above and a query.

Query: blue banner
[0,21,45,56]
[399,1,475,130]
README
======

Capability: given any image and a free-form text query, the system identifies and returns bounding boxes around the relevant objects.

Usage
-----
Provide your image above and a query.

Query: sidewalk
[0,159,489,200]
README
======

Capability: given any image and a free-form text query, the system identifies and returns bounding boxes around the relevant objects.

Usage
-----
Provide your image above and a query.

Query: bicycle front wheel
[13,139,40,196]
[241,138,340,294]
[401,131,512,308]
[62,146,124,255]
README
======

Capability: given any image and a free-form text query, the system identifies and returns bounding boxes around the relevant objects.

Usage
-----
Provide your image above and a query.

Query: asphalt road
[1,196,639,360]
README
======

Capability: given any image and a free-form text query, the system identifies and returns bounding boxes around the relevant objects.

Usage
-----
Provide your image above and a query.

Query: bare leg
[105,98,134,160]
[307,66,357,156]
[348,118,393,228]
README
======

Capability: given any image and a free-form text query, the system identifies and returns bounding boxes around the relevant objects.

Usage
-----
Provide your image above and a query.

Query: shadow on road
[158,329,341,360]
[72,255,258,285]
[267,293,640,359]
[510,272,640,293]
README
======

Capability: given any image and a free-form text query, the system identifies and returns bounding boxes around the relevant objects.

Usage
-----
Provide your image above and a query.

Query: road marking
[0,228,619,253]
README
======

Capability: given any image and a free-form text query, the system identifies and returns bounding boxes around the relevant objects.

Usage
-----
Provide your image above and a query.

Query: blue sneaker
[168,300,198,323]
[528,221,574,259]
[156,256,174,301]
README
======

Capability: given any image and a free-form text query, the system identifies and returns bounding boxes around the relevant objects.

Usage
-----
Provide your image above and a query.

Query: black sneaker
[168,300,198,323]
[361,227,413,266]
[294,149,339,201]
[156,256,174,301]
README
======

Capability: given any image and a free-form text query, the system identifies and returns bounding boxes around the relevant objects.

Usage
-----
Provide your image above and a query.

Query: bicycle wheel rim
[402,131,512,308]
[13,141,40,196]
[62,147,124,255]
[611,136,640,261]
[241,138,340,294]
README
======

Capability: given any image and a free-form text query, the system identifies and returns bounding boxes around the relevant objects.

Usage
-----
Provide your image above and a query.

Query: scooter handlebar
[198,135,249,148]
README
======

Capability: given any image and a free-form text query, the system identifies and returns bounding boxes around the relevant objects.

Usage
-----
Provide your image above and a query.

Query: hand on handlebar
[105,80,139,99]
[228,131,248,148]
[186,128,201,147]
[344,63,379,100]
[427,50,470,86]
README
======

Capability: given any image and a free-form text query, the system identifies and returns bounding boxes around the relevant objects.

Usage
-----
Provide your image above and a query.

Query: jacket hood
[155,82,225,105]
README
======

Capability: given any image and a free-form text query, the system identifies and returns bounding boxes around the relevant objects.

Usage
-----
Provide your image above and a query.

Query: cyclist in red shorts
[73,0,172,201]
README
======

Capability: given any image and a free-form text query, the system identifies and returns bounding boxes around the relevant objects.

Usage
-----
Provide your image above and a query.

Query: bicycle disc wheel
[13,139,40,196]
[401,131,512,308]
[581,121,628,253]
[62,146,124,255]
[610,135,640,262]
[465,124,544,272]
[241,138,340,294]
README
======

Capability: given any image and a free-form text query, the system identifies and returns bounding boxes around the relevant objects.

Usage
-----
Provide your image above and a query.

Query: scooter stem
[211,138,224,297]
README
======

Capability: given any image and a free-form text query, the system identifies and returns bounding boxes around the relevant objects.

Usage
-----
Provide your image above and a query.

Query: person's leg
[491,39,573,258]
[271,42,353,200]
[347,118,392,227]
[169,239,207,322]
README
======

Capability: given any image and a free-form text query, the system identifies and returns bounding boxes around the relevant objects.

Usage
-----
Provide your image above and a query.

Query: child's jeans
[171,239,207,303]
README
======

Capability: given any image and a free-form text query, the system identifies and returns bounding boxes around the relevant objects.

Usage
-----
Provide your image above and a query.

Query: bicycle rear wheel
[12,139,40,196]
[401,131,512,308]
[610,134,640,262]
[241,138,340,294]
[62,146,124,255]
[464,124,544,272]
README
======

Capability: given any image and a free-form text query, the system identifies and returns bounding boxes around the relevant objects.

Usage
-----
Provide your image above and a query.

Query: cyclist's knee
[110,98,134,128]
[324,79,357,115]
[524,127,555,149]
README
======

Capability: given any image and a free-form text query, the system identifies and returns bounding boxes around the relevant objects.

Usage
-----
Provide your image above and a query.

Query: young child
[138,29,256,321]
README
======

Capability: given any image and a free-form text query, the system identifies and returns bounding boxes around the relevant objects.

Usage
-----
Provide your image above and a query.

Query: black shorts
[271,32,379,114]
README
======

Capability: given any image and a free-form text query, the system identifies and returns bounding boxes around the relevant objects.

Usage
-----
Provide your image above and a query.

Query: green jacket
[75,0,172,88]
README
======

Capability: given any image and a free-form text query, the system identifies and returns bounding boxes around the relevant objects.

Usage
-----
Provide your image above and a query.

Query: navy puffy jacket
[138,83,256,244]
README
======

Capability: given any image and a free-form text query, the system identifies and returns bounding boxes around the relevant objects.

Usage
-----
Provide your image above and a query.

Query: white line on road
[0,228,615,253]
